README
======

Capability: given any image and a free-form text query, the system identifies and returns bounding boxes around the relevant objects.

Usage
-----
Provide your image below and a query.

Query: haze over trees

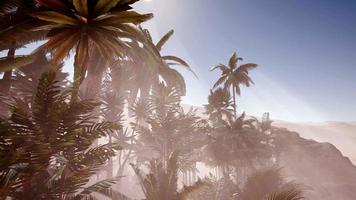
[3,0,350,199]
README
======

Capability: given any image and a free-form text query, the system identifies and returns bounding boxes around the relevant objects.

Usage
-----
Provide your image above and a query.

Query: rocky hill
[274,128,356,200]
[274,121,356,164]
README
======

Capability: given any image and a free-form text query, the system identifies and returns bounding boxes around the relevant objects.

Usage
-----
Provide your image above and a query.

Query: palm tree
[0,0,48,93]
[111,29,195,106]
[204,88,234,125]
[211,52,257,118]
[30,0,155,98]
[0,71,125,199]
[204,112,274,186]
[266,185,304,200]
[131,153,206,200]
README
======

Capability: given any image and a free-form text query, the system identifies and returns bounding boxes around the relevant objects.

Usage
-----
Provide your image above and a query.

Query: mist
[1,0,355,200]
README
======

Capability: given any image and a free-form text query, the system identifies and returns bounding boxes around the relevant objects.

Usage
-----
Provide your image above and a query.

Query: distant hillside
[274,121,356,164]
[182,105,356,199]
[274,128,356,200]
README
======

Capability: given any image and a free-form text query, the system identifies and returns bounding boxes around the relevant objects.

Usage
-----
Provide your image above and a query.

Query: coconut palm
[211,52,257,118]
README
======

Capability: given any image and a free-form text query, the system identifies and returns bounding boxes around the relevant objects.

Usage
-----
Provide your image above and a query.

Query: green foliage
[131,153,206,200]
[132,83,206,169]
[205,113,273,169]
[0,71,122,199]
[0,2,307,200]
[266,184,304,200]
[240,167,284,200]
[204,88,234,124]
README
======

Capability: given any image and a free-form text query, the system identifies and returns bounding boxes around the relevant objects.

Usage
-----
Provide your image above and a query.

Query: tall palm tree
[211,52,257,118]
[111,28,196,107]
[30,0,154,98]
[0,0,156,102]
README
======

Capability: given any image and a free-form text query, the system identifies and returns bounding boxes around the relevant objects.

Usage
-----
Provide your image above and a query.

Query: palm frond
[162,55,197,78]
[238,63,258,73]
[266,185,304,200]
[177,179,207,200]
[79,177,123,196]
[0,55,36,72]
[156,29,174,51]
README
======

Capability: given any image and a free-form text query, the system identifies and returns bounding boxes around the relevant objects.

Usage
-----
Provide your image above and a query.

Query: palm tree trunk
[0,47,15,116]
[232,85,237,119]
[80,52,106,100]
[2,47,15,94]
[107,135,113,178]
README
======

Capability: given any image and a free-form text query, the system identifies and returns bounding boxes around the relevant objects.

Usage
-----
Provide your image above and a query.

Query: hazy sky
[1,0,355,122]
[134,0,356,122]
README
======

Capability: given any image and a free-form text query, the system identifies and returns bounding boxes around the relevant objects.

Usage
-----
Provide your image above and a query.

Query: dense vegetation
[0,0,304,199]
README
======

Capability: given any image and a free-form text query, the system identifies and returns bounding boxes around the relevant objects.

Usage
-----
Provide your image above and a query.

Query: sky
[1,0,355,122]
[132,0,356,122]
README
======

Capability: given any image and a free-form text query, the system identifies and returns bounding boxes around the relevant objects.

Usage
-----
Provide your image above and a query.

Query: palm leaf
[87,29,113,60]
[212,75,227,89]
[51,32,80,64]
[79,177,123,196]
[229,52,239,68]
[210,63,229,72]
[74,34,89,84]
[162,55,198,78]
[177,179,207,200]
[0,163,29,186]
[73,0,88,17]
[95,0,121,15]
[156,29,174,51]
[238,63,258,73]
[96,11,153,25]
[35,0,68,13]
[0,55,36,72]
[30,11,78,25]
[96,188,133,200]
[267,185,304,200]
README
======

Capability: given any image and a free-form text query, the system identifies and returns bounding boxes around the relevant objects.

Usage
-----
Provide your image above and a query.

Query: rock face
[274,128,356,200]
[274,121,356,164]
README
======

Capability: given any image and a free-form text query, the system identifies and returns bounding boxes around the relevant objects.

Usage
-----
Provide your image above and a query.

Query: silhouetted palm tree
[112,29,195,106]
[204,88,234,125]
[211,52,257,118]
[204,112,274,186]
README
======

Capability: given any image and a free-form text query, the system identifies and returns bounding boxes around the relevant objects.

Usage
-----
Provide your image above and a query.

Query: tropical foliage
[0,1,307,200]
[0,71,122,199]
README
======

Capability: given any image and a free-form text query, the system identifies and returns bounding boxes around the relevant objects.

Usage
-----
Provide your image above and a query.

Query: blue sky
[1,0,355,122]
[133,0,356,122]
